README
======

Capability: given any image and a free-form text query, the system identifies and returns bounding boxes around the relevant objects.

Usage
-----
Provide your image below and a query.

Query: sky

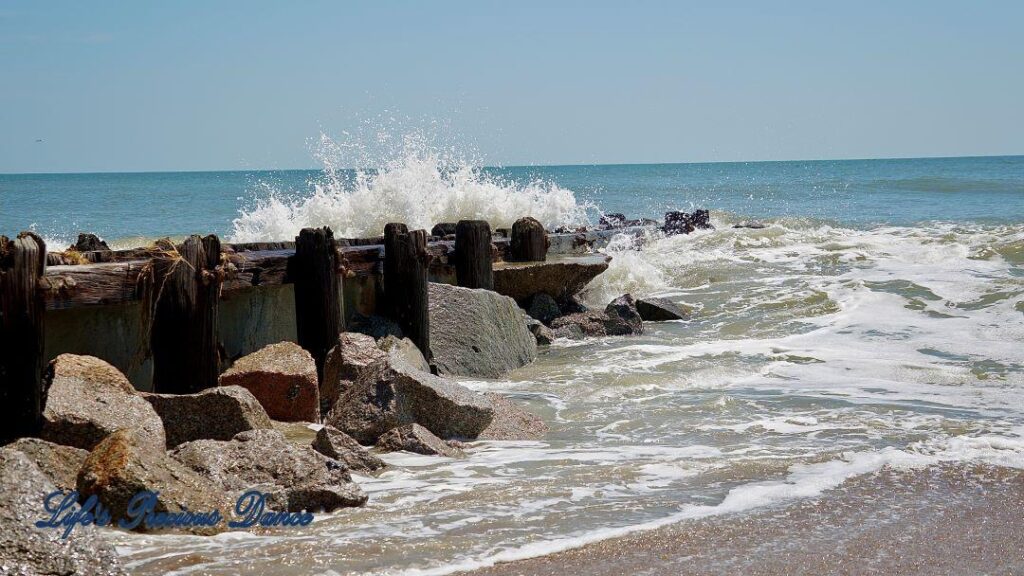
[1,1,1023,174]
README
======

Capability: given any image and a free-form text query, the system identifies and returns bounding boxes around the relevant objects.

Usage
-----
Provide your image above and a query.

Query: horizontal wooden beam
[40,226,645,311]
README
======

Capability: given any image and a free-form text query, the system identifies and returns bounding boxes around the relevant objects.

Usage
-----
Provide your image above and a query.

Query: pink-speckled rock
[219,342,320,422]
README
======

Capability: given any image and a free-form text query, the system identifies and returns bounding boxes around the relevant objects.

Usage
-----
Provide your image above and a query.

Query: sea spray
[230,130,594,242]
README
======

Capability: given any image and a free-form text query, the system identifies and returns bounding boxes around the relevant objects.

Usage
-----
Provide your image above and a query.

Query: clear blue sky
[1,1,1022,173]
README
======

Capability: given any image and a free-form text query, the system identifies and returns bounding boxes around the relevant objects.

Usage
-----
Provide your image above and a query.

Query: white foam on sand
[393,436,1024,576]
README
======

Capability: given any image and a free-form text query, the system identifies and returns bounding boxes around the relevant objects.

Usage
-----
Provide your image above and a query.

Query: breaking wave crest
[230,131,593,242]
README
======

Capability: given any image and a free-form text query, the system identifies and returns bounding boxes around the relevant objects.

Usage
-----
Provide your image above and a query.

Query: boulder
[378,335,432,373]
[325,360,494,444]
[0,448,125,576]
[428,282,537,378]
[312,425,387,473]
[322,333,387,415]
[477,393,549,441]
[635,297,694,321]
[551,311,611,337]
[549,297,643,337]
[142,386,273,448]
[493,255,611,303]
[525,317,555,345]
[77,429,231,534]
[525,292,562,325]
[663,211,694,235]
[664,209,713,235]
[272,420,320,447]
[551,324,585,340]
[73,232,110,252]
[430,222,458,237]
[41,354,166,451]
[560,295,590,314]
[377,424,464,458]
[347,313,404,340]
[219,342,320,422]
[5,437,88,491]
[172,429,366,512]
[691,209,713,229]
[604,294,644,336]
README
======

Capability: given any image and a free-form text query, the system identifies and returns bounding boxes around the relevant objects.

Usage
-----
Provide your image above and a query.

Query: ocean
[3,154,1024,574]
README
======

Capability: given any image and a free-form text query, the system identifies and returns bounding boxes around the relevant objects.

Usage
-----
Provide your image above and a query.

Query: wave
[229,132,594,242]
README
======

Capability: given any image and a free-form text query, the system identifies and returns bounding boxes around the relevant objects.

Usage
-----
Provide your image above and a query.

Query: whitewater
[104,146,1024,573]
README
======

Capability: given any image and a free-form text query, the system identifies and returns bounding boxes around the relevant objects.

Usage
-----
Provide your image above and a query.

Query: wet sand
[467,465,1024,576]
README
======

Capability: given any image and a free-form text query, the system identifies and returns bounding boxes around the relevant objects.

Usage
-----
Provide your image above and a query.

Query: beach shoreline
[464,464,1024,576]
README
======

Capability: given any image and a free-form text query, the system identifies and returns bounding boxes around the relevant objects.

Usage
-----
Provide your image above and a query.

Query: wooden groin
[2,217,656,422]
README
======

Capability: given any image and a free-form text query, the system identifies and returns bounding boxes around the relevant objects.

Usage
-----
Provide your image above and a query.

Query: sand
[466,464,1024,576]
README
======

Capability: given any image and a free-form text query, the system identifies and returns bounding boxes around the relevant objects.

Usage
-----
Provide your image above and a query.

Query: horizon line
[2,152,1021,177]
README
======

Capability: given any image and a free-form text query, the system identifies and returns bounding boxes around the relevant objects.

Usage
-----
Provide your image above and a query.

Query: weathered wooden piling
[510,216,548,261]
[0,233,46,443]
[291,227,342,380]
[454,220,494,290]
[150,235,223,394]
[383,224,431,359]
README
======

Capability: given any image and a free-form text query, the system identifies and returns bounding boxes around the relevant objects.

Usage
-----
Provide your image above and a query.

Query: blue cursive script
[229,490,314,528]
[35,490,112,539]
[35,489,314,537]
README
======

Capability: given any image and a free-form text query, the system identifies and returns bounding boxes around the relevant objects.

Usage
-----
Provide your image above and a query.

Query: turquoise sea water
[2,155,1022,246]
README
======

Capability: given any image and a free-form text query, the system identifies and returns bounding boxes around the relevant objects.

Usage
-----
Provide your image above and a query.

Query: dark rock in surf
[560,295,590,315]
[664,211,695,235]
[377,423,465,458]
[0,448,126,575]
[549,295,643,337]
[604,294,644,335]
[691,209,712,229]
[635,297,694,321]
[525,317,556,345]
[664,209,714,235]
[525,292,562,325]
[73,233,110,252]
[551,311,611,337]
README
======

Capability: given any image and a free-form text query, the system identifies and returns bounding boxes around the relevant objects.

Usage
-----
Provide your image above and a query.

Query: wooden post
[510,216,548,262]
[383,224,431,359]
[454,220,493,290]
[151,235,223,394]
[291,227,342,381]
[0,232,45,443]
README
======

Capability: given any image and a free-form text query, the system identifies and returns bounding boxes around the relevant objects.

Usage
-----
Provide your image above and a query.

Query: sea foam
[229,131,593,242]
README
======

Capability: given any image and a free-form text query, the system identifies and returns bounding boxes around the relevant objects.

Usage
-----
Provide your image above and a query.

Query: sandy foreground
[465,464,1024,576]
